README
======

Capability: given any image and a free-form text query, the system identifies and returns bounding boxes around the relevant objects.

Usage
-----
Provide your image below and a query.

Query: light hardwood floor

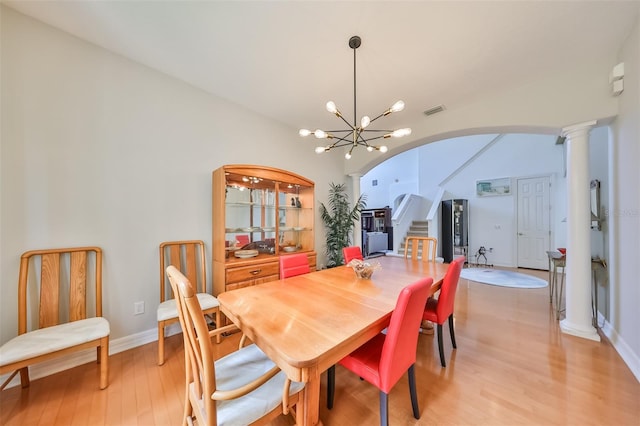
[1,268,638,425]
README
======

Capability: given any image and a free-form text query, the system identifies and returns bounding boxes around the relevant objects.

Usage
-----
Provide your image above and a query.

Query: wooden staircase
[398,220,430,256]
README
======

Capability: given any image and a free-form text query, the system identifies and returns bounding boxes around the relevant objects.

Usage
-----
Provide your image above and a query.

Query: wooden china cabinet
[212,164,316,296]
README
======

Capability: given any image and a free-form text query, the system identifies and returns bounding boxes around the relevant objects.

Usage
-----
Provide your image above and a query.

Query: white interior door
[517,176,551,269]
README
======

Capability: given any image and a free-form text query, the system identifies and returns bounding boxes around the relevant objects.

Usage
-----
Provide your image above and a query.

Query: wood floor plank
[104,350,123,426]
[1,267,638,425]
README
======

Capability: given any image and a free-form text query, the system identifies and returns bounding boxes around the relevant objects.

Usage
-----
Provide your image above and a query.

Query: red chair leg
[327,365,336,409]
[437,323,446,367]
[408,364,420,419]
[379,390,389,426]
[448,314,457,349]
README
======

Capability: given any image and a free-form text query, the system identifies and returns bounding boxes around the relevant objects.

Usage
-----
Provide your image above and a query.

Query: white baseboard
[0,324,182,390]
[599,313,640,382]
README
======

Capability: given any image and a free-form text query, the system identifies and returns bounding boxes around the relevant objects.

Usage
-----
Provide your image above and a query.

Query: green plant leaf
[320,183,367,267]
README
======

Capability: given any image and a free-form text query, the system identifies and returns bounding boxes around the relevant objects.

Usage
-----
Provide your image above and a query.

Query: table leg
[300,374,322,426]
[549,259,556,305]
[556,266,565,320]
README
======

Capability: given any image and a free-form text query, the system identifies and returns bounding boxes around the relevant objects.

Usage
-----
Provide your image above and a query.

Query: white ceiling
[3,1,639,137]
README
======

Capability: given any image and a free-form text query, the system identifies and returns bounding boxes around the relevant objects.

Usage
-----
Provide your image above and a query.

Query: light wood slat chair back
[19,247,102,334]
[1,246,109,391]
[158,240,222,365]
[166,265,303,426]
[404,236,438,263]
[160,240,206,303]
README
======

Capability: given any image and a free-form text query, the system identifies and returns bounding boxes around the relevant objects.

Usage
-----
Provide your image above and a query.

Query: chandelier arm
[327,140,354,150]
[328,134,357,144]
[358,134,386,143]
[355,131,370,146]
[367,112,388,125]
[335,114,357,130]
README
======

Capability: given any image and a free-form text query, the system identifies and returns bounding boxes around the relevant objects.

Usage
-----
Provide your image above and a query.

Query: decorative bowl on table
[347,259,381,279]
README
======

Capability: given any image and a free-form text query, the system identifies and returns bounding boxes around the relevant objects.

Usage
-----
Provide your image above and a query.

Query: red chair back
[433,256,464,322]
[235,235,250,247]
[379,277,432,392]
[279,253,310,278]
[342,246,364,264]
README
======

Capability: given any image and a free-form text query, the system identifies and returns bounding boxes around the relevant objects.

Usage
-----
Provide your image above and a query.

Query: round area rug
[460,268,548,289]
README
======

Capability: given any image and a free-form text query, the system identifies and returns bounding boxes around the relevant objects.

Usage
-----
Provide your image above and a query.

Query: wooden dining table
[217,255,450,426]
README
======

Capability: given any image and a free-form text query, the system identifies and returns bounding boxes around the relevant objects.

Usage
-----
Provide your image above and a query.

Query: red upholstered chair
[279,253,310,278]
[327,277,433,426]
[422,256,465,367]
[342,246,364,264]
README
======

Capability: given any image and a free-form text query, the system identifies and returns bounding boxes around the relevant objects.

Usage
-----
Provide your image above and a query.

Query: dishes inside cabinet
[282,246,298,253]
[234,249,259,259]
[241,227,261,232]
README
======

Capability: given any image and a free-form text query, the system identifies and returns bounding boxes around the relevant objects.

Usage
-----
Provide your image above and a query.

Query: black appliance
[441,199,468,263]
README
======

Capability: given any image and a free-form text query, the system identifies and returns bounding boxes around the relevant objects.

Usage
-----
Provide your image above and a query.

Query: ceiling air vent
[423,104,446,116]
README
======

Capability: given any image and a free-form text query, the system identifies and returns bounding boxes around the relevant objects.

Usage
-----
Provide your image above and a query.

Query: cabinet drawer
[226,262,279,283]
[226,274,279,292]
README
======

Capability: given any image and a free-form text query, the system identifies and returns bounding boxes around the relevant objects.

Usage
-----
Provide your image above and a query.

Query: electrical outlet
[134,301,145,315]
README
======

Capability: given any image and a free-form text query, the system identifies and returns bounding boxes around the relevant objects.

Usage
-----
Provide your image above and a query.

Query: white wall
[360,149,417,209]
[609,17,640,379]
[0,8,344,344]
[589,126,609,258]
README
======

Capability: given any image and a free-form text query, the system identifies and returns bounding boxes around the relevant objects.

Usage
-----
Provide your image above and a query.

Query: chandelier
[299,35,411,160]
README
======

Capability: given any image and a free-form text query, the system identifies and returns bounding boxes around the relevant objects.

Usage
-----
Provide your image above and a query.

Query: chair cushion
[207,343,304,426]
[157,293,219,321]
[0,317,110,366]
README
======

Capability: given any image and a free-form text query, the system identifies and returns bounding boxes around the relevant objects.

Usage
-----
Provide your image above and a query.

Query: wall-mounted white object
[610,62,624,96]
[612,79,624,96]
[609,62,625,82]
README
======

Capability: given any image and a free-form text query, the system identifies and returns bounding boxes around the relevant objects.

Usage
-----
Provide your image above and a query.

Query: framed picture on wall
[476,177,511,197]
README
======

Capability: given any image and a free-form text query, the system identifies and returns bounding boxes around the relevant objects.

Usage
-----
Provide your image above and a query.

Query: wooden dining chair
[166,265,304,426]
[404,236,437,262]
[157,240,221,365]
[422,256,465,367]
[342,246,364,264]
[279,253,310,278]
[0,247,110,390]
[327,277,433,426]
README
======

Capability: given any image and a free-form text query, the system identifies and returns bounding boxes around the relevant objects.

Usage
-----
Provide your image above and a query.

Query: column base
[560,319,601,342]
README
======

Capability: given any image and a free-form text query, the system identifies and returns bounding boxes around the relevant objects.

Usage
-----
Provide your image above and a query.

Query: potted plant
[320,183,367,268]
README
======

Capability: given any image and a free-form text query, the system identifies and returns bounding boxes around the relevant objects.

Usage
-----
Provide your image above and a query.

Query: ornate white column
[349,173,362,248]
[560,120,600,341]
